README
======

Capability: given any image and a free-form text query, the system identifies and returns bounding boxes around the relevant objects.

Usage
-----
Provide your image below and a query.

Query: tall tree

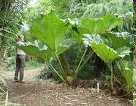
[0,0,27,62]
[134,0,136,36]
[133,0,136,67]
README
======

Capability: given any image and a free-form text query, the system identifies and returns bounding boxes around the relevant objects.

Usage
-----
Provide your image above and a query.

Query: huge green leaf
[91,42,119,63]
[78,15,122,34]
[102,32,133,49]
[83,34,131,63]
[18,45,51,61]
[29,12,70,55]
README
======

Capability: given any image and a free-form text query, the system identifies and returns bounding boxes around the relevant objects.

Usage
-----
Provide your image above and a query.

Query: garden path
[3,68,132,106]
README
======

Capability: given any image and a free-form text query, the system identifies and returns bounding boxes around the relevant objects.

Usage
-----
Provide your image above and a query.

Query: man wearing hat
[14,35,26,82]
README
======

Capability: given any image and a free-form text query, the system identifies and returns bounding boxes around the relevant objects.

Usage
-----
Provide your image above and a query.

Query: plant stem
[55,53,65,74]
[78,52,94,71]
[108,63,114,90]
[111,64,113,90]
[75,47,88,75]
[58,54,71,76]
[49,63,65,82]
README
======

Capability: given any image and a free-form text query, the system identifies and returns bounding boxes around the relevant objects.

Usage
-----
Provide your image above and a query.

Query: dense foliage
[19,11,133,97]
[0,0,134,100]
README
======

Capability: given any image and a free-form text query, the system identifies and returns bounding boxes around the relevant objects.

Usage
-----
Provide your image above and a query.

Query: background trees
[0,0,28,63]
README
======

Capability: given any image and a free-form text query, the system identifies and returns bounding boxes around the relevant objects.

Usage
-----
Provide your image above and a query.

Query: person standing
[14,35,26,82]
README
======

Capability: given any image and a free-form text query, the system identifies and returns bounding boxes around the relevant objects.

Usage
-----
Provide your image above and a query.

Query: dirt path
[3,68,132,106]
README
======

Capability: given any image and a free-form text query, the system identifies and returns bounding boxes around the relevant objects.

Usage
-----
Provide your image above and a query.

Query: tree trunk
[133,0,136,68]
[133,0,136,38]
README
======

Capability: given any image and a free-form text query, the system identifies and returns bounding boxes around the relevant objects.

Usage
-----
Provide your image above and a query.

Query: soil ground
[1,68,132,106]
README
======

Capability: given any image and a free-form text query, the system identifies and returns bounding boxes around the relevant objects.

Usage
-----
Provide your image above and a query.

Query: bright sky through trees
[28,0,39,7]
